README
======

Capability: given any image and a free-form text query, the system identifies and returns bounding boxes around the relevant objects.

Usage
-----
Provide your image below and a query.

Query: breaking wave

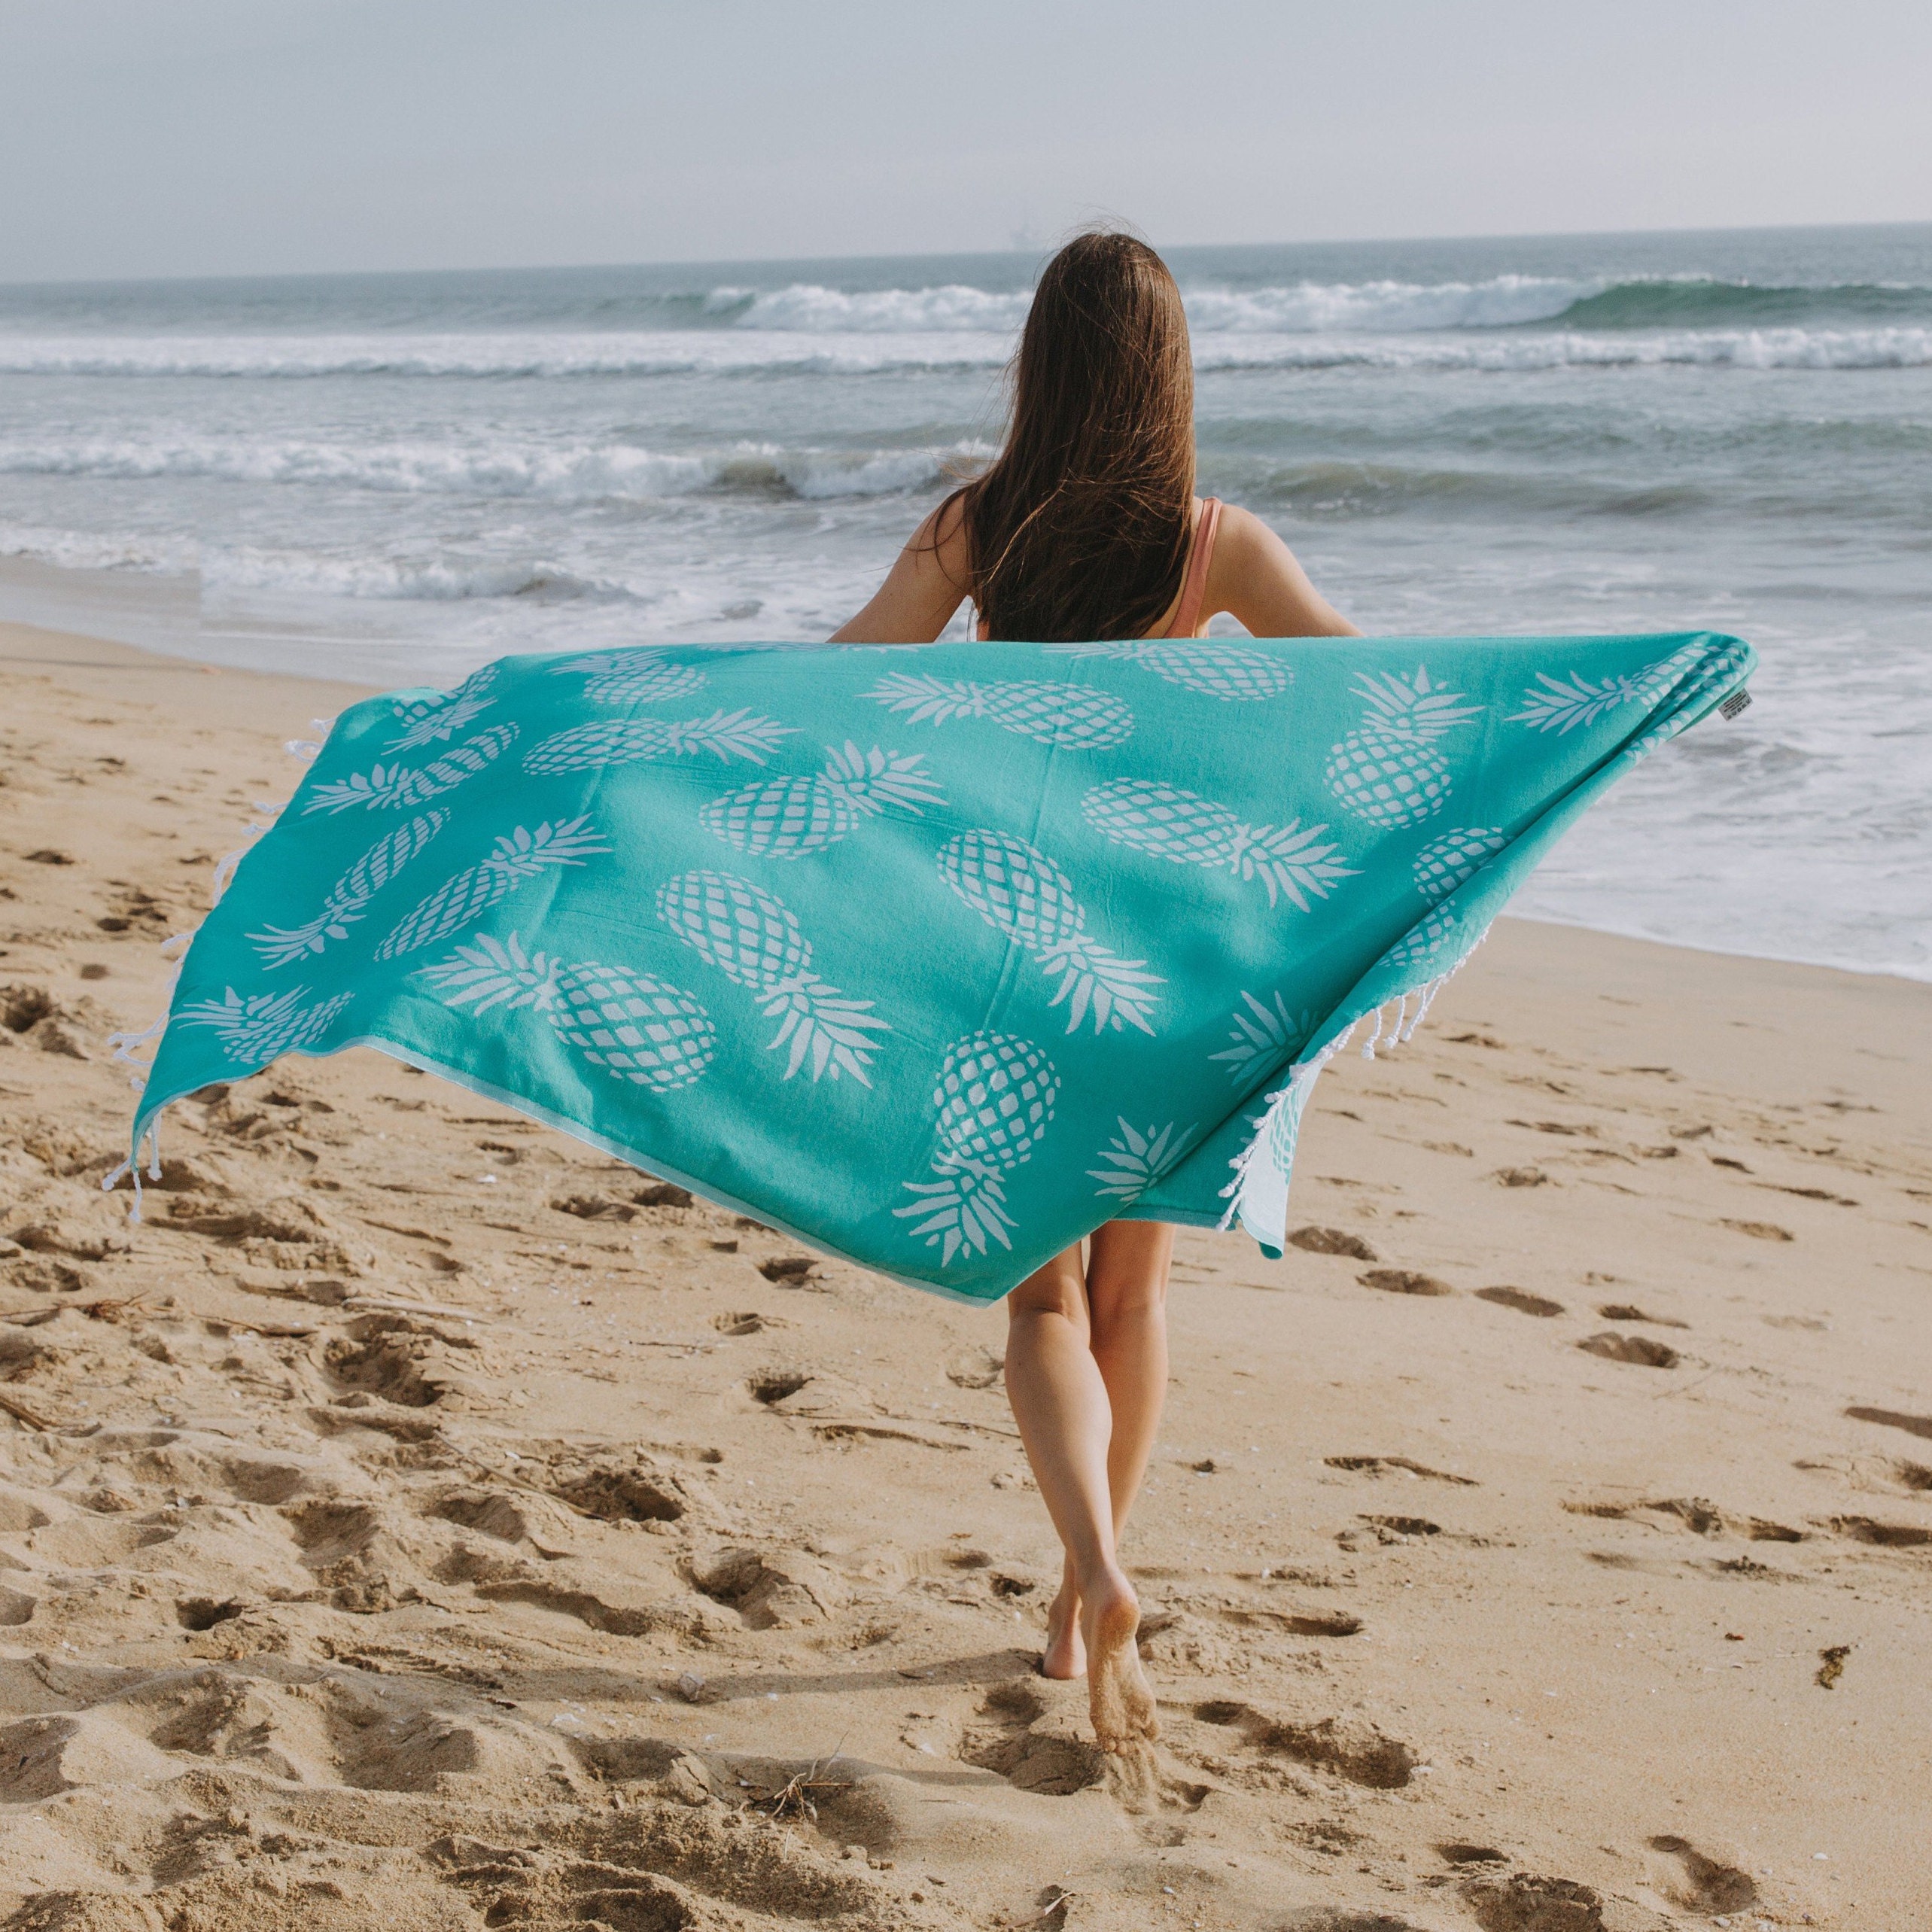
[0,435,987,500]
[2,321,1925,382]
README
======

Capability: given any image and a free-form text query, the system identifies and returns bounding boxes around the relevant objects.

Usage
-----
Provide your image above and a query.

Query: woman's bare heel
[1082,1568,1157,1753]
[1042,1555,1087,1679]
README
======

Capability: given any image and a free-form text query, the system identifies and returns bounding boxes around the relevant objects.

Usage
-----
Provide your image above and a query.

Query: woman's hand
[830,498,973,643]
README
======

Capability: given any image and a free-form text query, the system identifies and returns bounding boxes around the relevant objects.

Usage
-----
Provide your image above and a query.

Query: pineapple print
[1088,1118,1199,1201]
[1082,779,1356,912]
[656,869,889,1084]
[936,829,1163,1035]
[866,670,1133,750]
[1508,643,1707,735]
[523,707,794,776]
[374,817,610,961]
[893,1031,1059,1264]
[1622,640,1754,765]
[385,663,500,753]
[248,811,448,968]
[701,742,943,860]
[419,930,716,1093]
[1209,990,1317,1085]
[176,986,354,1065]
[1045,638,1289,703]
[1377,902,1465,974]
[548,650,707,708]
[303,723,519,816]
[1323,667,1482,826]
[1411,826,1506,902]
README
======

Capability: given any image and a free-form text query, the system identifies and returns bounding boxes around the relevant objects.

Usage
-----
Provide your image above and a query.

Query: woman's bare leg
[1086,1220,1174,1538]
[1079,1221,1171,1751]
[1003,1222,1172,1751]
[1004,1246,1116,1682]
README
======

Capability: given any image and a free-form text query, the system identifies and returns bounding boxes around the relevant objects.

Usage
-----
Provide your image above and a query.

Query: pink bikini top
[974,496,1223,641]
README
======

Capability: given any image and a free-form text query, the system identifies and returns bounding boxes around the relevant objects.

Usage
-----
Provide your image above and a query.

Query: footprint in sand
[756,1254,821,1285]
[1289,1225,1378,1260]
[1357,1267,1453,1297]
[960,1679,1106,1796]
[1577,1331,1679,1369]
[1436,1842,1508,1868]
[1459,1872,1618,1931]
[1596,1302,1689,1328]
[1358,1514,1442,1540]
[945,1343,1006,1388]
[1189,1699,1416,1790]
[1477,1285,1565,1317]
[1647,1834,1758,1913]
[1325,1454,1476,1486]
[1829,1514,1932,1547]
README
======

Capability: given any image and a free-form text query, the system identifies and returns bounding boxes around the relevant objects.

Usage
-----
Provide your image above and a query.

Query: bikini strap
[1164,497,1222,639]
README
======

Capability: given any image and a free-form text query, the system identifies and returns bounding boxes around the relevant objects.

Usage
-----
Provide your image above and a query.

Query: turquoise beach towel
[118,632,1752,1303]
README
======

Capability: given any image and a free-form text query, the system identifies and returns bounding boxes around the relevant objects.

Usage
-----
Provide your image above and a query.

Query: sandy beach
[1,619,1927,1931]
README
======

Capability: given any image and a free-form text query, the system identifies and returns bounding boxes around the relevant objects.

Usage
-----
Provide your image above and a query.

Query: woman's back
[975,495,1224,643]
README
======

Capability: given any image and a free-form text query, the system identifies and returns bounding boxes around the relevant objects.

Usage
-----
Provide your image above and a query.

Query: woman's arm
[831,498,974,643]
[1206,503,1360,639]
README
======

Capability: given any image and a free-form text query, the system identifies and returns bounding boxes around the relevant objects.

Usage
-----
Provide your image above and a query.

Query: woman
[833,232,1358,1755]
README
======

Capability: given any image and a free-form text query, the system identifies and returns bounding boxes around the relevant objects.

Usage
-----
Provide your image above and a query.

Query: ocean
[1,224,1926,981]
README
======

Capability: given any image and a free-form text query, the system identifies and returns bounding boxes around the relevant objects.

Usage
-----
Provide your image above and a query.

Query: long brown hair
[946,231,1195,642]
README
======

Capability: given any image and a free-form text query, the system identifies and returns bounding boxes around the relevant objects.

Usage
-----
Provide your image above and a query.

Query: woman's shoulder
[1205,500,1304,586]
[1209,499,1289,558]
[917,491,974,580]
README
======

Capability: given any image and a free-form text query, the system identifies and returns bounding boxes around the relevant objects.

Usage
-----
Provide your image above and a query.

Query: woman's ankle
[1076,1560,1136,1616]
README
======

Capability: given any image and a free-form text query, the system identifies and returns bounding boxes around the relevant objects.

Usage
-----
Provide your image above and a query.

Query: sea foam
[0,435,990,501]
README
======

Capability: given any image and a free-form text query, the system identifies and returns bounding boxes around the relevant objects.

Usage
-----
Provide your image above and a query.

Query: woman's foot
[1082,1567,1158,1754]
[1041,1556,1086,1679]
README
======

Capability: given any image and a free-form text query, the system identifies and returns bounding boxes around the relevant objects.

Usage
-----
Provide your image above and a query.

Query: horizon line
[5,216,1927,297]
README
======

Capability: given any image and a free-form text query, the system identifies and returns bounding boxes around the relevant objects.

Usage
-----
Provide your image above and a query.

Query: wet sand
[2,619,1927,1930]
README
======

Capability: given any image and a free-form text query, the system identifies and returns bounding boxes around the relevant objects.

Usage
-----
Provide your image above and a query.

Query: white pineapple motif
[1209,990,1318,1085]
[385,663,500,753]
[656,869,889,1083]
[1411,826,1506,902]
[548,650,707,707]
[418,930,716,1092]
[1082,779,1356,911]
[1088,1118,1199,1201]
[302,723,519,816]
[866,670,1133,749]
[247,811,448,968]
[936,829,1162,1035]
[175,986,354,1064]
[523,708,794,776]
[893,1031,1059,1264]
[374,818,610,960]
[701,743,943,860]
[1323,668,1483,826]
[1377,902,1465,973]
[1507,643,1705,735]
[1045,638,1289,703]
[1621,642,1754,765]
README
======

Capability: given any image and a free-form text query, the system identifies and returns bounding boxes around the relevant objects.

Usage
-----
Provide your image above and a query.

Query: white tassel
[102,1127,149,1222]
[1387,992,1411,1050]
[1403,975,1444,1041]
[1362,1001,1392,1059]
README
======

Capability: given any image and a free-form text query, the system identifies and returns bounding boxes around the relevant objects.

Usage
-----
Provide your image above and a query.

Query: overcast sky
[4,0,1928,282]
